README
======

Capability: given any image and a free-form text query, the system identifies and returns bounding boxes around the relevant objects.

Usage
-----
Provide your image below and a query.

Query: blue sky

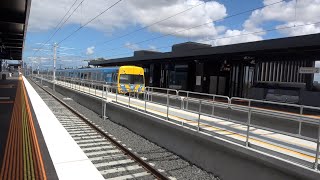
[24,0,320,70]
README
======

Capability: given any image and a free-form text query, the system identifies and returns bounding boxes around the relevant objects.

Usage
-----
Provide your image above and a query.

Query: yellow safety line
[104,91,318,161]
[58,80,319,162]
[23,77,47,180]
[24,81,47,180]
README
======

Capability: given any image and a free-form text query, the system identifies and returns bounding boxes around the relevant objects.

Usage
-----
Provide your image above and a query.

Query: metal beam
[0,10,25,24]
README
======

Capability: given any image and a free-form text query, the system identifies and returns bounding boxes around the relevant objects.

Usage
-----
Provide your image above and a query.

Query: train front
[117,66,145,94]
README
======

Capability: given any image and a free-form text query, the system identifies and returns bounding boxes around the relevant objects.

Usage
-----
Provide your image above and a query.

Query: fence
[31,74,320,170]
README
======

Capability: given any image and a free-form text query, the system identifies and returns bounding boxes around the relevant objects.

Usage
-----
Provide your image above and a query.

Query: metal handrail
[33,74,320,170]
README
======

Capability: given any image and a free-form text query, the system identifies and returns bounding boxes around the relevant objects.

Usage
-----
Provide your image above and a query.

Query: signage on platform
[299,67,320,74]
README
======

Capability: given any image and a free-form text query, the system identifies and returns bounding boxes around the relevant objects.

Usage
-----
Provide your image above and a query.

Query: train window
[119,74,130,84]
[112,73,118,82]
[119,74,143,84]
[92,72,95,80]
[96,73,100,81]
[103,73,108,81]
[133,75,144,84]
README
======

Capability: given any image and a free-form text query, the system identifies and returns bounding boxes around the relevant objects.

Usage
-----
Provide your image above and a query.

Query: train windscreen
[119,74,144,84]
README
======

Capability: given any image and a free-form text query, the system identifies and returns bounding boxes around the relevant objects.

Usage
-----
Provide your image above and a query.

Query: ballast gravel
[30,80,219,180]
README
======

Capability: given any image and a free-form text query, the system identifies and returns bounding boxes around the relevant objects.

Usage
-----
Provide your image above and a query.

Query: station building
[89,33,320,107]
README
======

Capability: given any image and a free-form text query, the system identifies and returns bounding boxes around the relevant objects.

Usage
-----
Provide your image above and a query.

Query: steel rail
[32,79,169,180]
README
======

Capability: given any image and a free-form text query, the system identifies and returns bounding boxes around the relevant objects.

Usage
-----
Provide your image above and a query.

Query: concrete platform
[40,77,320,166]
[0,76,18,169]
[33,76,320,180]
[23,77,104,180]
[0,75,58,179]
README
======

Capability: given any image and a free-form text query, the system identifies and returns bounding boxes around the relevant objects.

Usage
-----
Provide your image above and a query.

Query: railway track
[32,80,169,180]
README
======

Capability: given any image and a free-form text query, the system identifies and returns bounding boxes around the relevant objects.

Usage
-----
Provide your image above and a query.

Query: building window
[168,64,188,90]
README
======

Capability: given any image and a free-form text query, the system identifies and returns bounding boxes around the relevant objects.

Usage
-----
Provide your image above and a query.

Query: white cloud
[213,29,263,46]
[244,0,320,36]
[28,0,320,50]
[28,0,227,39]
[130,0,227,38]
[210,0,320,46]
[148,45,157,51]
[86,46,95,55]
[124,42,140,51]
[276,22,320,36]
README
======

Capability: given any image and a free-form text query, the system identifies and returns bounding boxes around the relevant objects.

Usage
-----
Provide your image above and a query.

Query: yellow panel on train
[118,66,145,94]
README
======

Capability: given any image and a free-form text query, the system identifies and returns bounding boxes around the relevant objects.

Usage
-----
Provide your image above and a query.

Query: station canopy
[0,0,31,60]
[89,33,320,66]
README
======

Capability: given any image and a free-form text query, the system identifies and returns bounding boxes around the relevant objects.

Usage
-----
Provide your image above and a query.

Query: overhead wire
[92,1,206,48]
[48,0,86,44]
[32,0,83,57]
[57,0,124,45]
[104,21,320,59]
[93,0,285,56]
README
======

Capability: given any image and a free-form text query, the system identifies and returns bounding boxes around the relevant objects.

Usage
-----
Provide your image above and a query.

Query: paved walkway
[0,76,18,167]
[0,75,58,179]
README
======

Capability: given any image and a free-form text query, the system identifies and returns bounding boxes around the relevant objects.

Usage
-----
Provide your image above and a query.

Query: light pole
[31,61,34,77]
[53,43,57,91]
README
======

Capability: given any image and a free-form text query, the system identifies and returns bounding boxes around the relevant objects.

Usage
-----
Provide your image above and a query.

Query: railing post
[212,96,215,116]
[151,88,153,102]
[198,100,202,132]
[116,86,118,102]
[103,85,105,98]
[103,101,106,121]
[181,97,184,109]
[299,105,303,135]
[166,94,169,120]
[144,91,147,112]
[314,119,320,170]
[89,82,91,93]
[147,87,150,101]
[106,85,108,102]
[181,98,184,126]
[228,98,231,121]
[186,92,189,110]
[101,85,104,112]
[245,100,252,147]
[128,92,131,107]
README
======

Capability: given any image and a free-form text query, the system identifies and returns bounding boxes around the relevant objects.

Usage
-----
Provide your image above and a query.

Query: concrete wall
[300,90,320,107]
[38,79,319,180]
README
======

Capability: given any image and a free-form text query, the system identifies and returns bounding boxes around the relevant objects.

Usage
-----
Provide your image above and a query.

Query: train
[56,66,145,93]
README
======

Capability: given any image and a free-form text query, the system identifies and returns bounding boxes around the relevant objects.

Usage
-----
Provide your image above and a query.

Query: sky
[23,0,320,71]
